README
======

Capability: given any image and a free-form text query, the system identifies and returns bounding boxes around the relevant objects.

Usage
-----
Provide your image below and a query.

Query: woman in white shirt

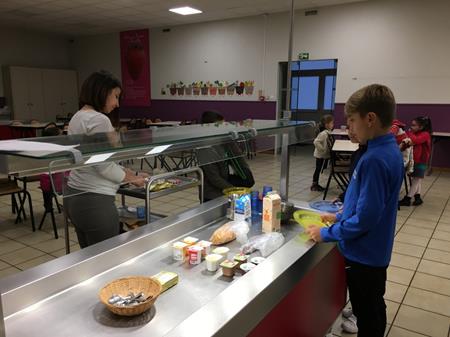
[64,71,147,248]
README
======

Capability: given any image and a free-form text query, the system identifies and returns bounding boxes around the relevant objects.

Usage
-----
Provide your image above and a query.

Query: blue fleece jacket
[320,133,404,267]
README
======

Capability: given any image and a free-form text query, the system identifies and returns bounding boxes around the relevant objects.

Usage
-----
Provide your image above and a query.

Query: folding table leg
[25,190,35,231]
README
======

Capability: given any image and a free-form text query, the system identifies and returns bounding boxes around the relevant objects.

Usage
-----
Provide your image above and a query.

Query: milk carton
[262,192,281,233]
[234,193,251,221]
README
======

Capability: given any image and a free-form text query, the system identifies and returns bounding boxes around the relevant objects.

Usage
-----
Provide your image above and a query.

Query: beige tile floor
[0,145,449,337]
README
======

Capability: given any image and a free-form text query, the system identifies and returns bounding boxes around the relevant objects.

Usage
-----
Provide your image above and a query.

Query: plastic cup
[205,254,222,272]
[136,206,145,219]
[251,191,259,215]
[262,186,272,197]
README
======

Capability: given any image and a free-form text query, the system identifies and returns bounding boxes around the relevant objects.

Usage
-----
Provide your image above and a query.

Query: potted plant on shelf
[209,81,217,95]
[236,81,245,95]
[227,81,235,96]
[185,83,193,95]
[167,82,177,95]
[177,81,185,95]
[201,81,209,95]
[244,80,255,95]
[216,80,227,95]
[192,81,201,96]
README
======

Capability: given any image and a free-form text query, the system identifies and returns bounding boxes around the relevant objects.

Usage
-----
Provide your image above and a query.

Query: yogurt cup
[220,259,238,277]
[205,254,223,272]
[188,246,203,265]
[212,247,230,262]
[233,253,249,267]
[173,241,189,261]
[198,240,212,256]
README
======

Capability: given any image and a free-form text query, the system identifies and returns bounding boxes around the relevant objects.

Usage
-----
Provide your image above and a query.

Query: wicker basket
[99,276,162,316]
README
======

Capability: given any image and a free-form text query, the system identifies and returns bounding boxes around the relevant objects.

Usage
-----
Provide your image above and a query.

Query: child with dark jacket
[198,111,254,201]
[306,84,404,337]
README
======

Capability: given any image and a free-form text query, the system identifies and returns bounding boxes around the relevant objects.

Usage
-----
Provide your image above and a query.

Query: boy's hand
[321,213,336,224]
[306,225,323,242]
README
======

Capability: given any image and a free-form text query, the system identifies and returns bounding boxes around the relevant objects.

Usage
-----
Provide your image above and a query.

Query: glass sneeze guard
[0,120,315,177]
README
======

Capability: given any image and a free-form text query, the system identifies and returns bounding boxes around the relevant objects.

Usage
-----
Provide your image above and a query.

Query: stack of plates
[309,200,342,213]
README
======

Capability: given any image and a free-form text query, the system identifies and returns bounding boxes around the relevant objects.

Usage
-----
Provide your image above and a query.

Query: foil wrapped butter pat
[152,271,179,292]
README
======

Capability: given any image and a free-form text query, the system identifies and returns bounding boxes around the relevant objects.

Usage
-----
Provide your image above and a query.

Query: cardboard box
[262,192,281,233]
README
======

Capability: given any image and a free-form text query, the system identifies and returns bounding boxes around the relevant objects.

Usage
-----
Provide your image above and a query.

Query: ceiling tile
[0,0,370,36]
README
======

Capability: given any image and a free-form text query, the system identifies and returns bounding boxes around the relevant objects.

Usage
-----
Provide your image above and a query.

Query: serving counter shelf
[118,167,204,223]
[118,175,198,200]
[0,200,345,337]
[0,119,347,337]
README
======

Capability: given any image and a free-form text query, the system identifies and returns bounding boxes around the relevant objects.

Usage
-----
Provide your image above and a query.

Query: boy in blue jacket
[306,84,404,337]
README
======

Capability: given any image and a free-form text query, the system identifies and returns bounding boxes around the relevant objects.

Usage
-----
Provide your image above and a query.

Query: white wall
[70,0,450,104]
[287,0,450,103]
[150,15,266,101]
[0,27,71,97]
[68,33,121,90]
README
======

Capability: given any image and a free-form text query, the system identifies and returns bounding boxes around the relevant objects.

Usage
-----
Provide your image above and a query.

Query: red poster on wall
[120,29,150,106]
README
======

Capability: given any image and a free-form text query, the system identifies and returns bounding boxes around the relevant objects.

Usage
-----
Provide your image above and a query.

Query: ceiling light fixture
[169,6,202,15]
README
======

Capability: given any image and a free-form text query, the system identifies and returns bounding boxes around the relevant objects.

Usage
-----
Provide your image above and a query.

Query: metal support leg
[64,207,70,254]
[280,132,290,201]
[0,292,5,337]
[25,191,35,231]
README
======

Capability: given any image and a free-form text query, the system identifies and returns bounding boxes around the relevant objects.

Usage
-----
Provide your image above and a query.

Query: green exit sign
[298,52,309,60]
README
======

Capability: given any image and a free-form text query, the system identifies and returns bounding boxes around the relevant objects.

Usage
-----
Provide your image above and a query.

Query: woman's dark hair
[79,70,122,112]
[201,110,224,124]
[318,114,334,132]
[413,116,432,133]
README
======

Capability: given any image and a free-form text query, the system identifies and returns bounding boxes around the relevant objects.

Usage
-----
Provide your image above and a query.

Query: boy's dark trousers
[312,158,325,183]
[345,259,387,337]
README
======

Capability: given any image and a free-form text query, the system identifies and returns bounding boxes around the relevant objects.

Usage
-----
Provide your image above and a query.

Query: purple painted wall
[334,103,450,168]
[120,100,449,168]
[119,99,277,122]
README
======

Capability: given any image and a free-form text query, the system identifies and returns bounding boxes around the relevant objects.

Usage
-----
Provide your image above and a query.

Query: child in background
[390,119,414,175]
[306,84,404,337]
[399,116,432,206]
[198,111,254,201]
[311,114,334,191]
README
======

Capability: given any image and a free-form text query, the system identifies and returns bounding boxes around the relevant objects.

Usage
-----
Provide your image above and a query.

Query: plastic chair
[38,173,64,239]
[323,136,351,200]
[0,178,35,231]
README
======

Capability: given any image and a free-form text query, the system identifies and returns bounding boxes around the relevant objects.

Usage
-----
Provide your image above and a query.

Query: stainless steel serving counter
[0,199,345,337]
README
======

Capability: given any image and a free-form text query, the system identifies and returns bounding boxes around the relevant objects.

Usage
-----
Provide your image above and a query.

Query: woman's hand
[132,171,150,187]
[130,176,146,188]
[123,168,148,187]
[136,171,150,178]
